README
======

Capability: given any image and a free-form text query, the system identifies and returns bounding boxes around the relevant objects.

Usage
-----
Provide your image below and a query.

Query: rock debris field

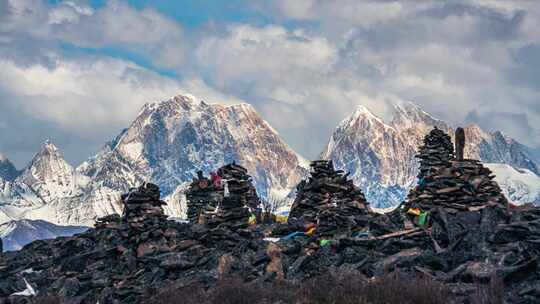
[1,128,540,303]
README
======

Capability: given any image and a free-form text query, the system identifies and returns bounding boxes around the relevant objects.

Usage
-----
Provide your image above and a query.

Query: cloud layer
[1,0,539,167]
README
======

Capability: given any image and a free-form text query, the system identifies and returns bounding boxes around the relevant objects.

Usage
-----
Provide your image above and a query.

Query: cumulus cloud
[230,1,540,153]
[0,0,187,68]
[0,54,246,166]
[0,0,539,164]
[196,24,337,102]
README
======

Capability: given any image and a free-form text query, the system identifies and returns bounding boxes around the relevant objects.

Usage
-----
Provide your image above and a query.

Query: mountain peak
[391,101,449,134]
[345,105,387,126]
[41,139,59,153]
[19,140,73,184]
[394,101,422,113]
[464,123,489,139]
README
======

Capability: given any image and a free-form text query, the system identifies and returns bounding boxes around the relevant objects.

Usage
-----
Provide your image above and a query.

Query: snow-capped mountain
[77,94,308,219]
[0,141,123,226]
[0,219,88,251]
[79,95,307,198]
[0,154,19,182]
[464,126,538,175]
[16,140,88,204]
[486,163,540,205]
[322,102,539,208]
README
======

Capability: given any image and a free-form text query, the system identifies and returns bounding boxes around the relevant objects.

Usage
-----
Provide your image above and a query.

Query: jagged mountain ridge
[322,102,539,208]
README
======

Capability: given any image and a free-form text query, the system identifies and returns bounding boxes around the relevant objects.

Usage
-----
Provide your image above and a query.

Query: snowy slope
[0,219,88,251]
[322,102,540,208]
[486,163,540,205]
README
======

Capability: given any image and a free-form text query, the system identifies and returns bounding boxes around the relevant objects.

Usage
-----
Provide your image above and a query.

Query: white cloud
[0,55,245,136]
[196,24,337,94]
[1,0,540,162]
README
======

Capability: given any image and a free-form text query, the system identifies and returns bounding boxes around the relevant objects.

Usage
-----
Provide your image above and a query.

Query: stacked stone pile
[288,160,371,237]
[217,163,261,219]
[405,128,510,249]
[122,183,168,230]
[186,163,261,226]
[416,127,454,179]
[407,159,509,214]
[186,171,222,224]
[206,174,253,230]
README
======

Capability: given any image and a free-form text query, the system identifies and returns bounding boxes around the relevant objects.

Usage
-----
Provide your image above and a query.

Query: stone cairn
[218,163,261,221]
[186,171,222,224]
[407,160,509,213]
[186,163,260,230]
[95,183,171,258]
[406,128,510,245]
[207,163,259,230]
[416,127,454,180]
[288,160,371,237]
[121,183,168,230]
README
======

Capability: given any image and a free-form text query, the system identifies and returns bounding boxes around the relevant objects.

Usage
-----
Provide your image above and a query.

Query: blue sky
[1,0,539,166]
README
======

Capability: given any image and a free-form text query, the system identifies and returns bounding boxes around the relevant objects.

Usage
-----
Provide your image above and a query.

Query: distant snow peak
[323,101,540,208]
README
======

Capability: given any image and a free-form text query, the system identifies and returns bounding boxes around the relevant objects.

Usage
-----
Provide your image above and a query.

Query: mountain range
[0,94,538,229]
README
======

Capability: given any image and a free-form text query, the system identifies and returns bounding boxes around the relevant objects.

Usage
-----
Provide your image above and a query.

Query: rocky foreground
[1,129,540,303]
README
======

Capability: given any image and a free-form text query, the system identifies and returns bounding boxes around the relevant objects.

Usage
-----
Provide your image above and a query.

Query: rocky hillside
[1,176,539,303]
[322,102,539,208]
